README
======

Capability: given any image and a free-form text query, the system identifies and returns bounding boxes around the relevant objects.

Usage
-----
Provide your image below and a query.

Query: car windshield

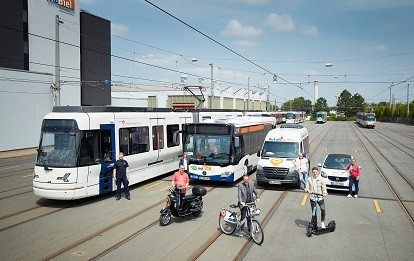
[323,155,351,170]
[261,141,298,158]
[183,134,231,165]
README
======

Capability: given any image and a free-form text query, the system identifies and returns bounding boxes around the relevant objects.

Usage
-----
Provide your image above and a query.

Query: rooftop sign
[47,0,75,10]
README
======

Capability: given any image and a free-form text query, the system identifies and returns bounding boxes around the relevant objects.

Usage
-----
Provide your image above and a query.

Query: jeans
[310,199,326,222]
[116,178,130,197]
[240,206,252,231]
[299,171,308,189]
[349,177,359,195]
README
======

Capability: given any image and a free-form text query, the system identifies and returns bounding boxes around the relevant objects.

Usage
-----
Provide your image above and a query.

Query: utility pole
[274,98,277,111]
[266,83,270,111]
[407,84,410,119]
[389,87,392,110]
[55,15,60,106]
[209,63,213,109]
[392,94,395,114]
[247,76,250,110]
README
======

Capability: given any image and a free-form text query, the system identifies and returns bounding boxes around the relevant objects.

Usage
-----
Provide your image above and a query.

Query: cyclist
[306,166,328,228]
[237,174,260,236]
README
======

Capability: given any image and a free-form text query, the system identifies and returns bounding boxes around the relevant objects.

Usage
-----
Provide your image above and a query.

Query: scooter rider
[306,166,328,228]
[237,174,260,235]
[171,164,189,210]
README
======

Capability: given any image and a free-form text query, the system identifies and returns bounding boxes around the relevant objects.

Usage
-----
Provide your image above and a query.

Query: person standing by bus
[344,158,360,198]
[179,152,189,173]
[113,152,130,200]
[294,153,309,191]
[306,167,328,228]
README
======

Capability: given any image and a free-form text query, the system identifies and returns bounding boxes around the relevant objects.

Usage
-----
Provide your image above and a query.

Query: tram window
[131,127,149,154]
[167,124,179,147]
[119,128,130,155]
[152,125,164,150]
[79,130,100,166]
[101,130,112,162]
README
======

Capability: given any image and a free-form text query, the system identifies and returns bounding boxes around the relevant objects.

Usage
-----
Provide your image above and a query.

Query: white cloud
[299,25,319,36]
[111,23,129,37]
[233,40,257,47]
[263,13,295,32]
[79,0,97,5]
[221,19,263,37]
[139,54,180,67]
[362,44,388,52]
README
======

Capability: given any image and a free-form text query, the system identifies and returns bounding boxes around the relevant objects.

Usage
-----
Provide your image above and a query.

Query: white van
[256,125,310,188]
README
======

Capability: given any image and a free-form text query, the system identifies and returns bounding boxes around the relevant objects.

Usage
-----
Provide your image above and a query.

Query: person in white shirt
[179,152,189,173]
[294,153,309,191]
[306,167,328,229]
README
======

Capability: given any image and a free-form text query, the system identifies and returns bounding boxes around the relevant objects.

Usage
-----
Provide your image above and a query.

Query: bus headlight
[221,171,232,177]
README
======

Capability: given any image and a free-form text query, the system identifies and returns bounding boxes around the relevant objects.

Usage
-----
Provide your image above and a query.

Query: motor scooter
[159,185,207,226]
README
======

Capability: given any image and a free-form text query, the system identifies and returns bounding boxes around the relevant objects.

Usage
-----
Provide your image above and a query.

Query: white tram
[356,112,376,128]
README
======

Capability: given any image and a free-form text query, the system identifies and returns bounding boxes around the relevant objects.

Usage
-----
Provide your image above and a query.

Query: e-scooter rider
[306,166,328,228]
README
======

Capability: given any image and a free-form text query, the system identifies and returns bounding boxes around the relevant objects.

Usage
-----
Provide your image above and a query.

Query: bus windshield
[183,134,231,166]
[261,141,298,158]
[36,119,80,168]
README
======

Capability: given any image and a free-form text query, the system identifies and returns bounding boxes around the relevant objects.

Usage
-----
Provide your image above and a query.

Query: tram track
[349,122,414,223]
[372,129,414,160]
[187,188,288,261]
[380,125,414,140]
[42,185,218,261]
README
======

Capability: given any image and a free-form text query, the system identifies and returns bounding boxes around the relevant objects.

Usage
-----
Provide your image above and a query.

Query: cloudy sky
[79,0,414,106]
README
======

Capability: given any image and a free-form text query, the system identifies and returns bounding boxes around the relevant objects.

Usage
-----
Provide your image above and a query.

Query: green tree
[349,93,366,116]
[313,97,329,114]
[336,89,352,116]
[282,97,312,113]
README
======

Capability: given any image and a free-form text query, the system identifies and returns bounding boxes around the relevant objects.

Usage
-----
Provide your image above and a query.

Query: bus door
[150,118,165,165]
[99,124,115,194]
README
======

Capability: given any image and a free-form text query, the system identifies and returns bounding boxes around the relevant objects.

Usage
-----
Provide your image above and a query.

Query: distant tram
[180,117,275,182]
[356,112,376,128]
[316,111,328,123]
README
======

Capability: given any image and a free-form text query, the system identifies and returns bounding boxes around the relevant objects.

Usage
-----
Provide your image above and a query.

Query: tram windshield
[261,141,298,158]
[286,113,295,119]
[366,116,375,121]
[36,119,80,168]
[183,134,231,166]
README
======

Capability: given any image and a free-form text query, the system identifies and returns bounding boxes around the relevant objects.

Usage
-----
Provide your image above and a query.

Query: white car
[317,154,353,191]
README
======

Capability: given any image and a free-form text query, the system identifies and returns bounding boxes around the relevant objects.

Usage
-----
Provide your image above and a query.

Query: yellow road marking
[374,200,382,213]
[160,186,171,192]
[22,174,32,178]
[301,194,308,206]
[144,181,164,190]
[0,165,18,171]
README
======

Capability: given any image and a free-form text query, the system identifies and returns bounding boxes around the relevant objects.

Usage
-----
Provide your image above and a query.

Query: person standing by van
[294,153,309,191]
[344,158,360,198]
[306,167,328,228]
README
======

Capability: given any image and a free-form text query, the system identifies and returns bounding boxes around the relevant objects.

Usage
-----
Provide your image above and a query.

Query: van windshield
[261,141,298,158]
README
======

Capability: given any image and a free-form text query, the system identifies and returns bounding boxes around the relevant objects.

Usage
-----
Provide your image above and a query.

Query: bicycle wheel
[219,211,236,235]
[249,220,264,245]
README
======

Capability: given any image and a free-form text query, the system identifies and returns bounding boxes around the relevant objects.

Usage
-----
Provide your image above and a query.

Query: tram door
[99,124,115,194]
[150,118,165,165]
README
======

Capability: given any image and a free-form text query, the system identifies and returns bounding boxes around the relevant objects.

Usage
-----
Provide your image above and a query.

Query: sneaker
[321,222,326,229]
[354,195,358,198]
[126,196,131,200]
[116,196,121,200]
[347,194,352,198]
[235,231,244,237]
